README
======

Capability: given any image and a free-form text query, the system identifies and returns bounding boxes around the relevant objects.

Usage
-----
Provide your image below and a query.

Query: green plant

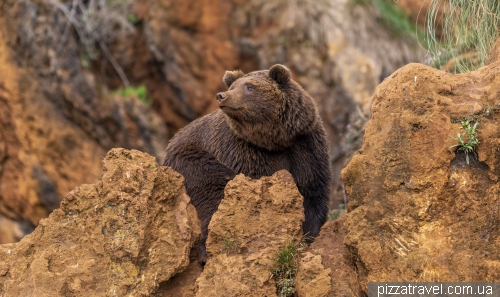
[425,0,500,73]
[276,278,296,296]
[270,238,306,297]
[327,203,346,221]
[222,239,235,249]
[115,85,153,106]
[127,13,138,24]
[450,120,480,164]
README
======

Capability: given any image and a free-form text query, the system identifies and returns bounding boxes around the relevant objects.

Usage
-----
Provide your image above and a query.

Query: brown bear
[163,64,331,263]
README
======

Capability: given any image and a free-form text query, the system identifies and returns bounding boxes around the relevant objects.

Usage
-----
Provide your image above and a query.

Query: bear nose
[216,92,227,103]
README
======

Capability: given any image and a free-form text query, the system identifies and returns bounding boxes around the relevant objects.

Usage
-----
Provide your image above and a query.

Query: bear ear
[223,70,245,88]
[269,64,291,85]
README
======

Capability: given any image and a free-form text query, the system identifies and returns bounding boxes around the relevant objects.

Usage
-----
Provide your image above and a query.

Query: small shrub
[276,278,296,297]
[450,120,480,165]
[270,238,306,297]
[127,13,138,24]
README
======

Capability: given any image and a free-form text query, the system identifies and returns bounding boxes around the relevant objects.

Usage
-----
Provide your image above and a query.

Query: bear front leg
[163,143,236,264]
[290,133,331,242]
[188,180,227,264]
[301,184,330,241]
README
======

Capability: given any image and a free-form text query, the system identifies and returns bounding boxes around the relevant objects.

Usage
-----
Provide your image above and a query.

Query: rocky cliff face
[0,0,168,242]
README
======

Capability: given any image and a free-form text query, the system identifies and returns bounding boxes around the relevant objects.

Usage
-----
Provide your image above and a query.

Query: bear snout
[216,92,227,103]
[217,92,243,111]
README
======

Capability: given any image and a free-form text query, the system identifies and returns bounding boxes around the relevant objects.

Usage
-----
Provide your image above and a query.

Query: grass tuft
[375,0,420,38]
[425,0,500,73]
[221,238,240,255]
[270,238,306,297]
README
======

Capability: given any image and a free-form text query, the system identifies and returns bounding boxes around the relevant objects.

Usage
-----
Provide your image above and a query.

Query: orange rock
[295,252,333,297]
[308,218,357,297]
[341,62,500,293]
[196,170,304,297]
[0,149,200,297]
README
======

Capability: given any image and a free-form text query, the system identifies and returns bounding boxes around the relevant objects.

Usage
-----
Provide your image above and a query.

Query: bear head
[216,64,319,151]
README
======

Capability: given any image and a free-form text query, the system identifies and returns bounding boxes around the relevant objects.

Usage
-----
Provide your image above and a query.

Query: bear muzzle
[217,91,244,111]
[216,92,227,103]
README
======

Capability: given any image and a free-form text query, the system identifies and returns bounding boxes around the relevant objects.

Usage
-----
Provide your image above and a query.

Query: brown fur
[163,64,331,263]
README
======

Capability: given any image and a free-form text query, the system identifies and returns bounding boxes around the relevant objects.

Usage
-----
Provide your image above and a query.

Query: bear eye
[245,85,254,91]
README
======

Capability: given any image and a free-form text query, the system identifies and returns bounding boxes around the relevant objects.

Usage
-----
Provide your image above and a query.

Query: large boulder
[0,149,200,296]
[195,170,305,297]
[341,62,500,293]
